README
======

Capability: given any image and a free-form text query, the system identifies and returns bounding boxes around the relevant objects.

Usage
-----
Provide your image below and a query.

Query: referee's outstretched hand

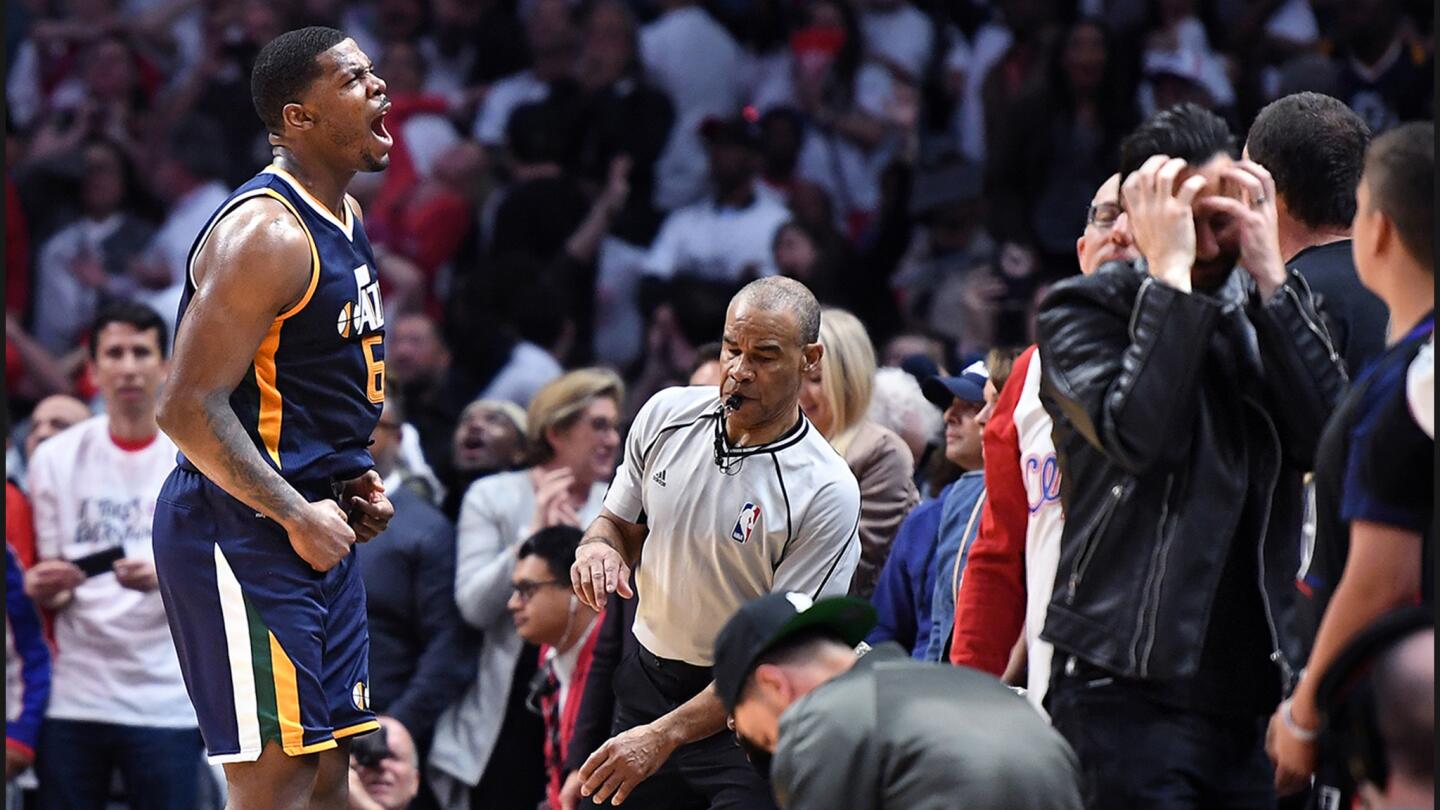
[572,542,634,611]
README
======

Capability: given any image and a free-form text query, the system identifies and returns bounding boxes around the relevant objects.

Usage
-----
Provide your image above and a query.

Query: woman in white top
[428,368,625,809]
[798,308,919,598]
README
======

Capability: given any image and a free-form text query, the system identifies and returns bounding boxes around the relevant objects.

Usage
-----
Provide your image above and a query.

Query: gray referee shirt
[604,386,862,666]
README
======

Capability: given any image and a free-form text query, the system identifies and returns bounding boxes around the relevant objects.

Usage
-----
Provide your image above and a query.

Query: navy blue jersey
[174,165,385,485]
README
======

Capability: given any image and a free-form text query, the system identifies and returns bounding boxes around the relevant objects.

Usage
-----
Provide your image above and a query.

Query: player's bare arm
[156,199,356,571]
[572,508,648,611]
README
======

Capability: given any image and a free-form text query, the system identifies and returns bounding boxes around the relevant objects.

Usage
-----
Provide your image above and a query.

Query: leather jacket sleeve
[1248,271,1349,470]
[1036,265,1221,474]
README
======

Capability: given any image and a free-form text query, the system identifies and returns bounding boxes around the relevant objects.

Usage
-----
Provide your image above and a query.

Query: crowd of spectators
[3,0,1435,808]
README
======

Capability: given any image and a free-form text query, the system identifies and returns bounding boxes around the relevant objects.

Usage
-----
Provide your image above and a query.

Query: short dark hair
[738,628,849,702]
[732,277,822,345]
[90,300,168,359]
[1119,103,1236,183]
[1246,92,1370,230]
[505,101,578,166]
[690,342,722,376]
[516,525,584,582]
[1364,121,1433,271]
[251,27,349,134]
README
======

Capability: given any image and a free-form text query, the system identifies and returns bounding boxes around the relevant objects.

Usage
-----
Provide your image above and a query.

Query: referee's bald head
[730,277,821,345]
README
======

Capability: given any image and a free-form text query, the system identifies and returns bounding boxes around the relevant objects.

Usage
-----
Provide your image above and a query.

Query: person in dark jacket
[1267,122,1434,801]
[1244,91,1389,377]
[715,592,1083,810]
[359,396,478,758]
[1035,103,1347,809]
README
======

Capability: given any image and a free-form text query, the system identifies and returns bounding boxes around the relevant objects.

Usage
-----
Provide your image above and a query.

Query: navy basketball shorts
[152,466,376,764]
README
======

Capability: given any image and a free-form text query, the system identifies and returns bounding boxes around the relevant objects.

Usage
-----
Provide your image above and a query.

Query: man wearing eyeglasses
[507,526,603,810]
[948,172,1138,711]
[1034,103,1346,809]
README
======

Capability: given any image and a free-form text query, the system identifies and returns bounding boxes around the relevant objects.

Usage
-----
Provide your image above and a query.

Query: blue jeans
[1046,662,1276,810]
[36,719,203,810]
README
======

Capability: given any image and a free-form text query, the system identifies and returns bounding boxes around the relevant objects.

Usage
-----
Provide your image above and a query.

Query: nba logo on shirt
[731,502,761,543]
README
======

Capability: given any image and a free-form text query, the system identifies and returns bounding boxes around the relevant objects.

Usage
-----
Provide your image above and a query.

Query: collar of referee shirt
[712,402,811,473]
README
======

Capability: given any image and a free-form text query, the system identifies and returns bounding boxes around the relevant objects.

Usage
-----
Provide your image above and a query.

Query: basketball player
[152,27,395,810]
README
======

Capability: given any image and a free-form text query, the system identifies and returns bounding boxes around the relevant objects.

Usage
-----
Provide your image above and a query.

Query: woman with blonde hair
[432,368,625,809]
[799,308,920,597]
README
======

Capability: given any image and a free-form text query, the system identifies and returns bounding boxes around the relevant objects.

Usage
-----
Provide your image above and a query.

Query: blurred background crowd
[5,0,1434,427]
[2,0,1434,808]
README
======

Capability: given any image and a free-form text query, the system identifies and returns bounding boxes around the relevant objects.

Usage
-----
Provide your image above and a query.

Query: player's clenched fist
[285,499,357,572]
[344,469,395,542]
[571,541,633,611]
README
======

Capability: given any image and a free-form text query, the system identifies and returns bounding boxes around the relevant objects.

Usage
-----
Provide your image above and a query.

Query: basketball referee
[570,277,861,808]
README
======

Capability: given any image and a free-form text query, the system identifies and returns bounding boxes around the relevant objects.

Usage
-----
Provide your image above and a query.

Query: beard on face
[323,116,391,173]
[1191,247,1240,292]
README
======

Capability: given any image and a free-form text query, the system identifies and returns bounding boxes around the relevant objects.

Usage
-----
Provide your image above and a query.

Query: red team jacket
[950,346,1035,674]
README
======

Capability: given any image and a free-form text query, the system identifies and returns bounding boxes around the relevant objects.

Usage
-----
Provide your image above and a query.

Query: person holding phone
[23,302,203,810]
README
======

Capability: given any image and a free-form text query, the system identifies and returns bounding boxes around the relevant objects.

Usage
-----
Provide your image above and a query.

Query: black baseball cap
[713,592,877,713]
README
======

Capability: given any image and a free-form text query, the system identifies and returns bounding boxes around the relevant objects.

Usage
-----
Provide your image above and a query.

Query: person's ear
[1074,234,1087,270]
[752,663,791,702]
[545,424,565,452]
[281,102,313,132]
[802,342,824,374]
[1373,209,1395,258]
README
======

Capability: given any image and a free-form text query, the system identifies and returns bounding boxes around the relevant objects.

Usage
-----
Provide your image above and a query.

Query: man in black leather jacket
[1035,103,1348,809]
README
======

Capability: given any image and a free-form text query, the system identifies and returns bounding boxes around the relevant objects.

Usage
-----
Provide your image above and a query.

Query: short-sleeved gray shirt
[605,386,861,665]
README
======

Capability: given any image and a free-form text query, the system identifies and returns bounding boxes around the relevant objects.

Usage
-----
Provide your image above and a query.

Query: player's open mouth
[370,104,392,147]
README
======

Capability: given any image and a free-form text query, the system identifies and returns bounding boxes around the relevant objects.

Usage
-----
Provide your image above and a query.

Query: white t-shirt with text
[28,416,195,728]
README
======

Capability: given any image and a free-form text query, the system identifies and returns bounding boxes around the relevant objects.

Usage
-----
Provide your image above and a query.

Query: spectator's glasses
[512,580,566,604]
[584,416,619,434]
[1086,202,1123,230]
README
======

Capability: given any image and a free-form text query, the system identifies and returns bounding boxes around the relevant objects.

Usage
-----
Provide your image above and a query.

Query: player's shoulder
[633,386,720,435]
[205,194,311,261]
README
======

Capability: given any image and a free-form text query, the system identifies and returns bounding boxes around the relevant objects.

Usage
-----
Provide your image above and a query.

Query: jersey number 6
[361,335,385,404]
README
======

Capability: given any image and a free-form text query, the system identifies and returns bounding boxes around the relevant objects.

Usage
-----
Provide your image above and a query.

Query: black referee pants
[589,643,777,810]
